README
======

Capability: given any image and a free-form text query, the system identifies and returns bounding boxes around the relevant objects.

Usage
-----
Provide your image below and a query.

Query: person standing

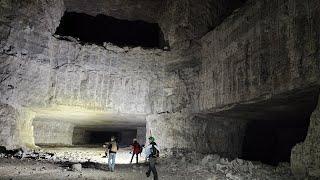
[107,136,119,172]
[130,138,141,164]
[145,136,159,180]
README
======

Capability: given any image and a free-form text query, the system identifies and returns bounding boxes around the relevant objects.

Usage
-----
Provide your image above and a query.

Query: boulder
[71,163,82,172]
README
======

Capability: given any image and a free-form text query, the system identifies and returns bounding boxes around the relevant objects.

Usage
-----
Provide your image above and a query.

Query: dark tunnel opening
[72,127,140,147]
[88,130,137,147]
[240,88,320,165]
[241,119,310,165]
[55,12,166,48]
[88,131,121,144]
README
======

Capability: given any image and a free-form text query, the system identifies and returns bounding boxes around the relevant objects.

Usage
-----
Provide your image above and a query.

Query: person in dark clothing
[130,138,141,164]
[106,136,119,172]
[145,136,159,180]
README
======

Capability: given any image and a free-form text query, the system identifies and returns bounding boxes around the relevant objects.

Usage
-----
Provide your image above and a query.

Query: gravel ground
[0,147,295,180]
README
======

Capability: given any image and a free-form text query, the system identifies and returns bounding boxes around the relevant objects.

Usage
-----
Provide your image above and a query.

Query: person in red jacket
[130,138,141,164]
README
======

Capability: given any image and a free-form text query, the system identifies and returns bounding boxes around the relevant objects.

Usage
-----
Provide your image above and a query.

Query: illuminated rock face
[0,0,320,178]
[0,104,20,149]
[33,119,74,146]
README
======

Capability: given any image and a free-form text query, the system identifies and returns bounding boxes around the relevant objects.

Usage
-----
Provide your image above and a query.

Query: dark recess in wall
[240,88,319,165]
[55,12,165,48]
[242,119,310,165]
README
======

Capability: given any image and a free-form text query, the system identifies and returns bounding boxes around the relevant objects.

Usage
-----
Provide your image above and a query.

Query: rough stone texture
[146,110,207,153]
[197,0,320,113]
[63,0,247,49]
[0,0,168,148]
[0,104,35,149]
[72,127,90,145]
[33,119,74,146]
[291,94,320,179]
[17,109,36,149]
[1,37,168,114]
[63,0,161,23]
[0,104,19,149]
[146,109,247,157]
[158,0,246,49]
[0,1,320,179]
[202,116,248,158]
[136,127,146,145]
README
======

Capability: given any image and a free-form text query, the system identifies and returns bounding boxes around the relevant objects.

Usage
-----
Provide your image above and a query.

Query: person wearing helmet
[107,136,119,172]
[145,136,159,180]
[130,138,141,164]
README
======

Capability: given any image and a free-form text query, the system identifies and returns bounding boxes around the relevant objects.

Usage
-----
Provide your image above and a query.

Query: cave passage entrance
[239,88,319,165]
[72,127,145,147]
[210,87,319,165]
[31,108,147,164]
[55,12,165,48]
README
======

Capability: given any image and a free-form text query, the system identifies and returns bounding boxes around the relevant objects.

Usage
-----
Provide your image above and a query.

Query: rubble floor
[0,146,295,180]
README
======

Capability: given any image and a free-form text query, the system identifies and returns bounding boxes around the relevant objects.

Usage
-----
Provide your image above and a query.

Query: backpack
[151,143,159,158]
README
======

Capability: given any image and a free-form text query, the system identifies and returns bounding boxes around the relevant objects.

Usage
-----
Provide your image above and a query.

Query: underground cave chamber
[1,0,320,178]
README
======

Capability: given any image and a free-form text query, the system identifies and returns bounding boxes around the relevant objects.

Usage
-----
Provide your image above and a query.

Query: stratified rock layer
[33,119,74,146]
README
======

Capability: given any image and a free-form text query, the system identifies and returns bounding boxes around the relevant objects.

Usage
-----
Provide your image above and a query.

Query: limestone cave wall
[198,0,320,113]
[72,127,90,145]
[0,0,169,149]
[0,1,320,179]
[33,119,74,146]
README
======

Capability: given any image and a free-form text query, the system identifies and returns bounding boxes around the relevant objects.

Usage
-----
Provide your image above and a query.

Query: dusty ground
[0,147,295,180]
[41,146,146,164]
[0,157,214,180]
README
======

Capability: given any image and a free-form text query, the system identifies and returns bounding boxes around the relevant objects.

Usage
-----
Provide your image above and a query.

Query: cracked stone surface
[0,0,320,179]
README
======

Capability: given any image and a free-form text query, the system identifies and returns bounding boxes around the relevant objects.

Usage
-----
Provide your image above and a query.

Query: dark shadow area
[73,128,137,147]
[55,12,165,48]
[212,86,320,165]
[207,0,248,31]
[241,119,310,165]
[89,131,120,144]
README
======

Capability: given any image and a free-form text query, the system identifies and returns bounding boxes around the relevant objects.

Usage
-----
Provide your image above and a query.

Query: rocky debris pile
[0,147,56,161]
[160,152,293,180]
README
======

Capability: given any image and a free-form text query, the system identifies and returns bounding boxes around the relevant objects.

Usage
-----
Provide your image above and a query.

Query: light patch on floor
[41,146,146,165]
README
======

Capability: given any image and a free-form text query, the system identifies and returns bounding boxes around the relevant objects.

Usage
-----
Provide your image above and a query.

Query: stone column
[146,108,248,157]
[291,95,320,179]
[136,126,146,145]
[17,108,36,149]
[146,110,205,155]
[0,104,20,149]
[0,104,36,149]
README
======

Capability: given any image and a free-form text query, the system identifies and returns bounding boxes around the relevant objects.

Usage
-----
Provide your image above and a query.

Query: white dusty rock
[226,173,244,180]
[71,163,82,172]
